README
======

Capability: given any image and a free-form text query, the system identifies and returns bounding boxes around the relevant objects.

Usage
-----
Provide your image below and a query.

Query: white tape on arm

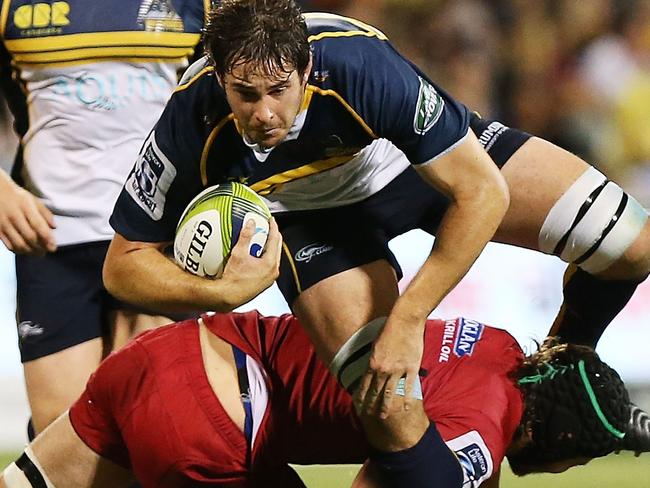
[2,447,56,488]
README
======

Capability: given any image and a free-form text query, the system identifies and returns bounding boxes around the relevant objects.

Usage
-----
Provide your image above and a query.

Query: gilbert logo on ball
[174,182,271,278]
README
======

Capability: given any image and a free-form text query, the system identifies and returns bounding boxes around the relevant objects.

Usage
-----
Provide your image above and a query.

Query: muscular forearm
[103,240,236,313]
[104,221,282,314]
[397,163,509,323]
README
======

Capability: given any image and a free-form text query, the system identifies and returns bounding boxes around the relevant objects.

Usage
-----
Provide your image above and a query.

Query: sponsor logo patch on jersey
[137,0,184,32]
[438,319,457,363]
[12,2,70,36]
[413,76,444,135]
[453,318,484,358]
[295,243,334,263]
[126,132,177,221]
[476,121,507,152]
[18,321,44,340]
[446,431,493,487]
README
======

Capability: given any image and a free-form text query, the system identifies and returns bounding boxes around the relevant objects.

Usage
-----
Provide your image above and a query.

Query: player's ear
[302,54,313,85]
[216,72,225,89]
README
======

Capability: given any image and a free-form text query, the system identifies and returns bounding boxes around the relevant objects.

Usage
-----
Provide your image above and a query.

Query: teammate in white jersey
[0,0,208,435]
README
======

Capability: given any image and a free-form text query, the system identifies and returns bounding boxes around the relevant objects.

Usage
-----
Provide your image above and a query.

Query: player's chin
[255,129,287,148]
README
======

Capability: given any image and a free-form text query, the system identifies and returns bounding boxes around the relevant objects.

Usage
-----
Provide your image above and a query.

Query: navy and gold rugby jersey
[0,0,207,245]
[110,12,471,243]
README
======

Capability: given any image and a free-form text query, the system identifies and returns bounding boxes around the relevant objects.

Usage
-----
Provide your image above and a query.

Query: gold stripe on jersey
[0,0,11,36]
[12,56,188,69]
[282,241,303,294]
[5,31,198,56]
[307,85,377,139]
[304,12,388,42]
[201,113,235,185]
[9,45,196,64]
[174,65,214,93]
[203,0,211,22]
[249,154,354,196]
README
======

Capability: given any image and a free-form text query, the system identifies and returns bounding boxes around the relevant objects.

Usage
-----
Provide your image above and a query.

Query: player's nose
[251,100,275,125]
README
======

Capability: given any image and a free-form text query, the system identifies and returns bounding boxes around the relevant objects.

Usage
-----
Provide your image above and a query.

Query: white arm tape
[539,166,648,273]
[2,447,56,488]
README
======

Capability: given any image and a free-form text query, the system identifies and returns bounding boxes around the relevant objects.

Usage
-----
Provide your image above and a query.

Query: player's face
[220,59,311,149]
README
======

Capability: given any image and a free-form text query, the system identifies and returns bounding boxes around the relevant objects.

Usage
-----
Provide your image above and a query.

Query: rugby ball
[174,182,271,278]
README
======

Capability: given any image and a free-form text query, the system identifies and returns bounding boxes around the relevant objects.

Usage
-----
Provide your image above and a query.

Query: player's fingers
[354,370,374,412]
[30,199,57,251]
[21,209,55,253]
[2,224,34,254]
[363,373,388,417]
[379,375,401,420]
[403,369,418,411]
[34,197,55,229]
[8,213,40,250]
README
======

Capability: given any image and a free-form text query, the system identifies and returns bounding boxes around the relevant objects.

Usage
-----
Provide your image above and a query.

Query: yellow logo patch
[13,1,70,34]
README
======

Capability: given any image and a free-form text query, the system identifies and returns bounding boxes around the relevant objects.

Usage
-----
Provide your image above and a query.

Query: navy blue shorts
[276,115,531,305]
[15,241,192,363]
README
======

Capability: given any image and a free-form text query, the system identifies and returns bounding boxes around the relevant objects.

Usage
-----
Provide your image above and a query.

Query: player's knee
[538,166,648,276]
[328,318,423,415]
[329,318,387,393]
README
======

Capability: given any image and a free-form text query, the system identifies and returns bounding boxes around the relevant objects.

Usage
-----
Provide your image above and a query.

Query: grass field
[1,451,647,486]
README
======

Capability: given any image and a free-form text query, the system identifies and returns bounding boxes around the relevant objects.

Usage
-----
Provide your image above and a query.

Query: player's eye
[269,86,287,95]
[237,91,259,102]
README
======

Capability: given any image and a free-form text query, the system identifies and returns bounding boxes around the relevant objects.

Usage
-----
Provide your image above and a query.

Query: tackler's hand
[356,315,425,419]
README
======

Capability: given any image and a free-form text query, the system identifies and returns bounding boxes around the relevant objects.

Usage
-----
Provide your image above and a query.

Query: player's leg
[107,308,175,352]
[1,412,134,488]
[469,115,649,348]
[290,263,458,488]
[277,208,461,488]
[16,244,108,434]
[22,341,102,434]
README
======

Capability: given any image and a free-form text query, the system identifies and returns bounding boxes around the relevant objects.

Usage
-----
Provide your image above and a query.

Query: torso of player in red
[218,314,525,486]
[68,316,293,487]
[69,312,524,487]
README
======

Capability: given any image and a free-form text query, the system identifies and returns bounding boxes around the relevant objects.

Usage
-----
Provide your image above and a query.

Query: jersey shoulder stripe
[305,12,388,42]
[178,54,211,86]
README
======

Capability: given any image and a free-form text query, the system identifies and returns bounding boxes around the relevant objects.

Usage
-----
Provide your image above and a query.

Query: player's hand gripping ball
[174,182,271,278]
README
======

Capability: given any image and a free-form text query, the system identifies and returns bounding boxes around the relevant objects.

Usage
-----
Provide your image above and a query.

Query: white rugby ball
[174,182,271,278]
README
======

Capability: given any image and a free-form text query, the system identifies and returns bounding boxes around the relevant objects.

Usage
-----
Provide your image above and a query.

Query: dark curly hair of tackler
[512,339,629,464]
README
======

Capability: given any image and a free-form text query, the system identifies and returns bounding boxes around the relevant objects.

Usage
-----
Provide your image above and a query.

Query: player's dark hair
[507,338,629,475]
[204,0,310,78]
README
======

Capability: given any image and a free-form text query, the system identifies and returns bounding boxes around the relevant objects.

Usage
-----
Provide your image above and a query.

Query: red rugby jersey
[210,313,524,487]
[68,316,304,487]
[70,312,524,487]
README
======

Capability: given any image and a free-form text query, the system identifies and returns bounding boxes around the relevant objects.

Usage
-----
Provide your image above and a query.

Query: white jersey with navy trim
[110,12,471,243]
[1,0,206,245]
